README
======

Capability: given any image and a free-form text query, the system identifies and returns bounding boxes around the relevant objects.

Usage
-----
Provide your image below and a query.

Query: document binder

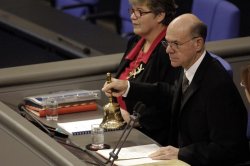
[25,101,97,117]
[24,89,101,108]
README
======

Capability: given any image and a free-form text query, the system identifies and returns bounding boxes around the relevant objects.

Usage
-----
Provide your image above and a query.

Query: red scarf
[118,28,167,110]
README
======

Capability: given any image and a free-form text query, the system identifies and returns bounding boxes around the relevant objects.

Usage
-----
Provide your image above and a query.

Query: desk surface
[33,105,189,166]
[2,93,190,166]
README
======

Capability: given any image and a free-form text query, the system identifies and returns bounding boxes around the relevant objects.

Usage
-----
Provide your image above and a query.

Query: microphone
[84,101,146,166]
[130,101,145,120]
[18,104,106,166]
[18,104,68,139]
[108,101,145,165]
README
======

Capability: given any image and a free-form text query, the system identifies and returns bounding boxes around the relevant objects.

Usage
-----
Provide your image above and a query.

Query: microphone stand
[84,102,145,166]
[109,110,141,166]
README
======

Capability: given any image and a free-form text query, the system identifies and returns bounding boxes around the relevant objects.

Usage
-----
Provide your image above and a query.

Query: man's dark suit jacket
[126,52,250,165]
[115,35,179,146]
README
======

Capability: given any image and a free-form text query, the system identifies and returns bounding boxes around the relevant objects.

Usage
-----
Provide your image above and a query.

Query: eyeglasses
[128,8,153,18]
[161,37,200,49]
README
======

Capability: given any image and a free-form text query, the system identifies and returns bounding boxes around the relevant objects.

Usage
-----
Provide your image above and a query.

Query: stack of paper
[96,144,190,166]
[96,144,162,166]
[57,118,103,135]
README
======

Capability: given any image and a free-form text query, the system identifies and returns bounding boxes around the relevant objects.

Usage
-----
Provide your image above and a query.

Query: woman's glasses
[128,8,152,18]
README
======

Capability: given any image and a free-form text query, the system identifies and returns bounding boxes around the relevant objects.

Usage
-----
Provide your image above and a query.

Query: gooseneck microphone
[108,101,145,165]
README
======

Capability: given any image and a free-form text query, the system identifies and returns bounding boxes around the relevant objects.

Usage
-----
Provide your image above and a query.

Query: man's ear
[195,37,204,52]
[157,12,166,23]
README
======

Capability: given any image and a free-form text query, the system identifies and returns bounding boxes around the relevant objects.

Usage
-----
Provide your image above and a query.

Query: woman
[241,65,250,140]
[241,65,250,102]
[113,0,179,146]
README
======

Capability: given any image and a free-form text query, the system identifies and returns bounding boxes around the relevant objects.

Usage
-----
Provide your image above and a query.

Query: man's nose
[166,45,173,54]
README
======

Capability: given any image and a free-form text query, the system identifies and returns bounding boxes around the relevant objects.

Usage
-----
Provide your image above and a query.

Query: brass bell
[100,73,125,130]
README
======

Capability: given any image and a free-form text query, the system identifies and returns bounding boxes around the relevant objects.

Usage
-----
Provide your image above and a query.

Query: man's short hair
[191,21,207,41]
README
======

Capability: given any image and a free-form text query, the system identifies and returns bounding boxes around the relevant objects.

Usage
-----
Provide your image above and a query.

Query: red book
[25,101,97,117]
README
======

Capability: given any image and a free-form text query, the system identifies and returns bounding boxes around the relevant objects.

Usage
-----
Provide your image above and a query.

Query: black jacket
[127,52,250,165]
[115,35,180,146]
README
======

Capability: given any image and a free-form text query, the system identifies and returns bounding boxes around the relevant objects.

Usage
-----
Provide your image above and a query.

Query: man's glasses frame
[161,36,200,49]
[128,8,153,18]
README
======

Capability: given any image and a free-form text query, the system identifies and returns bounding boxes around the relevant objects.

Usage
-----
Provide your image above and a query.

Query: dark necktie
[182,73,189,93]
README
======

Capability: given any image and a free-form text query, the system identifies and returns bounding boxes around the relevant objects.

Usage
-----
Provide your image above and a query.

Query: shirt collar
[184,50,206,84]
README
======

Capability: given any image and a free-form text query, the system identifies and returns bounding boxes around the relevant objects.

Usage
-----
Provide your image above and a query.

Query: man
[102,14,250,165]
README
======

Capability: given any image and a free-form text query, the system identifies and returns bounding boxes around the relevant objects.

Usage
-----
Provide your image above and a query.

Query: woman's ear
[157,12,166,23]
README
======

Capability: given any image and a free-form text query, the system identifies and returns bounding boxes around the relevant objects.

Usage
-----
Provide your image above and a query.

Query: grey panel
[0,102,86,165]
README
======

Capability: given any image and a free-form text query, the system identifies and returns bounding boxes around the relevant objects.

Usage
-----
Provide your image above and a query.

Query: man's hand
[102,78,128,97]
[148,146,179,160]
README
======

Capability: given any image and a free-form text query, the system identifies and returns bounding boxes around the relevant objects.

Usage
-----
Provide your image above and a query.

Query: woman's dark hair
[129,0,177,25]
[148,0,177,25]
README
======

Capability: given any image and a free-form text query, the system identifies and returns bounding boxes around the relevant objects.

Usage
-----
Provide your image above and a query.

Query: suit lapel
[170,70,183,118]
[179,52,211,112]
[180,82,199,110]
[115,59,130,78]
[115,37,140,78]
